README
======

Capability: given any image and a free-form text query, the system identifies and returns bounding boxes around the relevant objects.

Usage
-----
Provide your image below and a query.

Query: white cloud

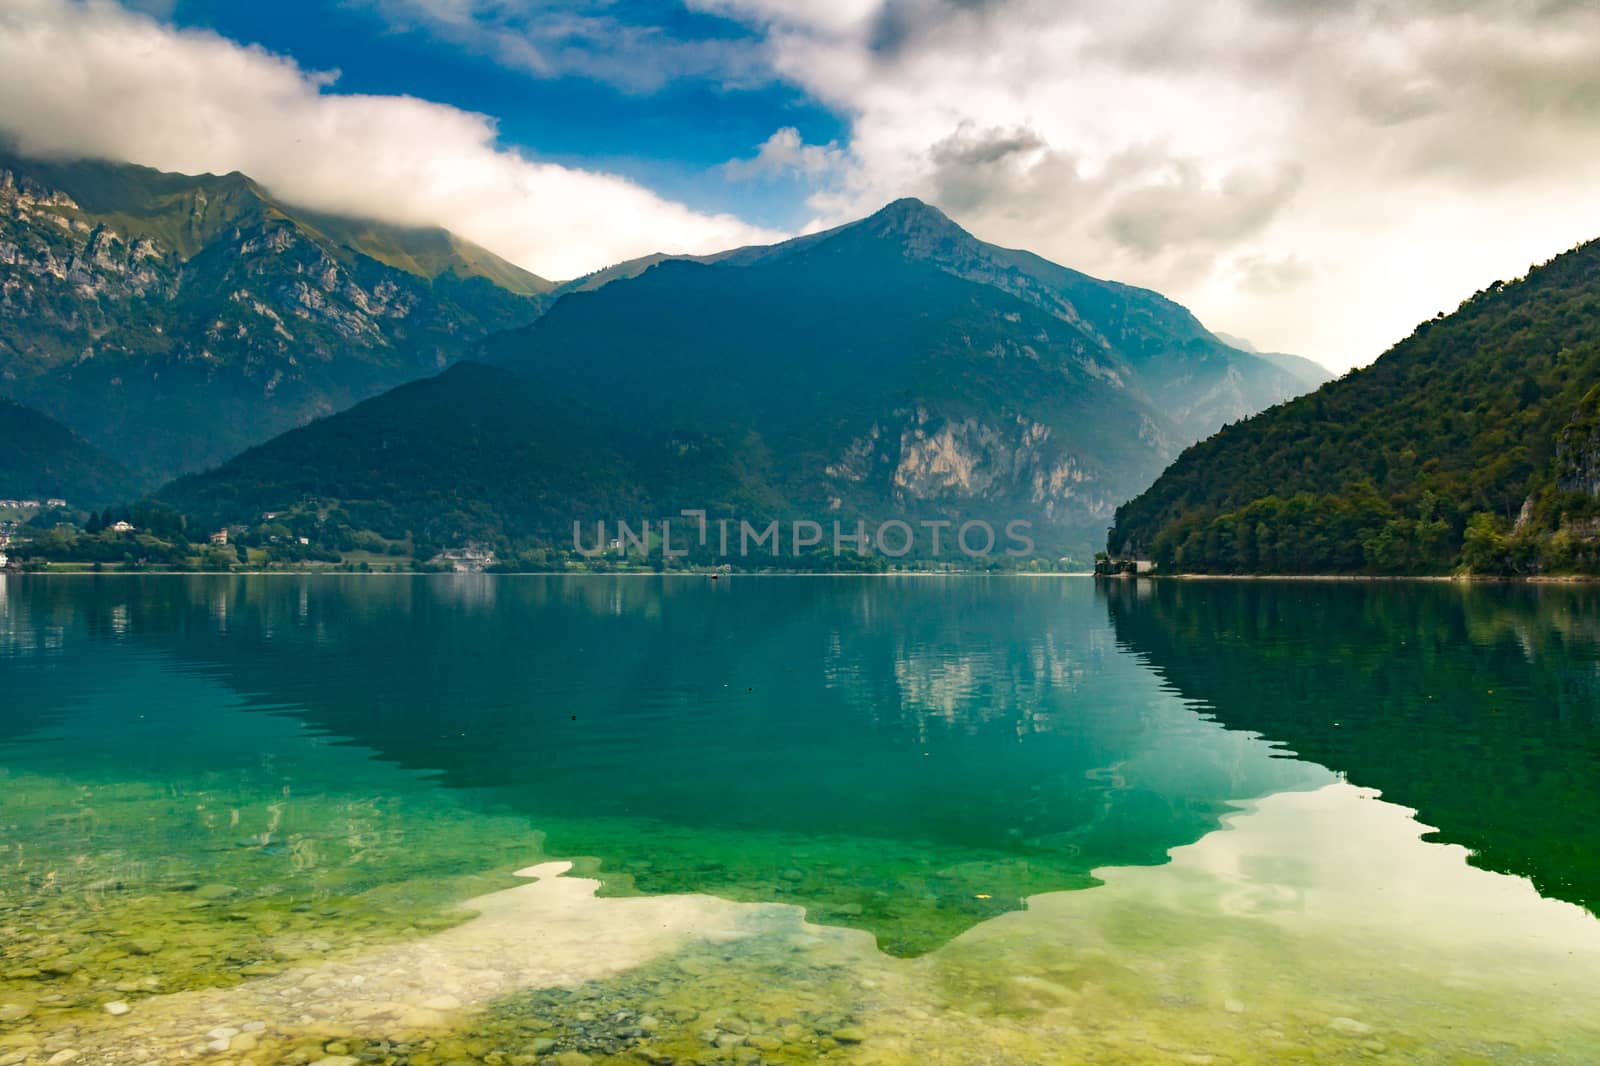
[365,0,772,93]
[9,0,1600,367]
[697,0,1600,370]
[723,126,849,180]
[0,0,782,281]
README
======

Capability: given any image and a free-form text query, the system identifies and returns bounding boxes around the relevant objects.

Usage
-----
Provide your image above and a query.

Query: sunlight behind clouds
[704,0,1600,367]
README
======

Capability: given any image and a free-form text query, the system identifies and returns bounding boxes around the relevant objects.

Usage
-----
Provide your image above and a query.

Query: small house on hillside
[429,546,497,573]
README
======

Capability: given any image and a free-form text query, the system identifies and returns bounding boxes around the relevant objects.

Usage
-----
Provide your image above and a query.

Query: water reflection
[6,575,1600,1064]
[1101,577,1600,913]
[2,574,1323,954]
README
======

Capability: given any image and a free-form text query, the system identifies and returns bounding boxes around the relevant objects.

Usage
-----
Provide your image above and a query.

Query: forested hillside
[1110,238,1600,574]
[0,397,130,505]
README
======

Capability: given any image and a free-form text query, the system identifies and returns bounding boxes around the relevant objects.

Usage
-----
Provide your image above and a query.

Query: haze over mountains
[1211,332,1336,393]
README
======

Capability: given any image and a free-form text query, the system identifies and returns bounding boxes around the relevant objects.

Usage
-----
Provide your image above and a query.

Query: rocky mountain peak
[855,197,974,254]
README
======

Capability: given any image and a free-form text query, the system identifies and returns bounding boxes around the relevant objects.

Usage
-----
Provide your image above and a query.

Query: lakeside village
[0,502,1078,575]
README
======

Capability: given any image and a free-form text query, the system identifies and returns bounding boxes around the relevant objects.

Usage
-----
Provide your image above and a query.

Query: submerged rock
[1329,1017,1373,1036]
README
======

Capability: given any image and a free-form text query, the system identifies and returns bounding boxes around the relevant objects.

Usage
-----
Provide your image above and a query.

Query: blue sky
[163,0,842,230]
[8,0,1600,370]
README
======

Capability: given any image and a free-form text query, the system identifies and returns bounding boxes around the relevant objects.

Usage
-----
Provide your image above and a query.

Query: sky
[4,0,1600,371]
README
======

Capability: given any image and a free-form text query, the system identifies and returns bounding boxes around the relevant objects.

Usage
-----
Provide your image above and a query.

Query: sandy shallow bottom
[5,782,1599,1066]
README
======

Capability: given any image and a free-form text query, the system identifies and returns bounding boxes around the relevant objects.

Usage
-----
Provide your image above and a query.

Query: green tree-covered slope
[159,363,642,556]
[0,397,130,505]
[0,152,551,483]
[1110,237,1600,574]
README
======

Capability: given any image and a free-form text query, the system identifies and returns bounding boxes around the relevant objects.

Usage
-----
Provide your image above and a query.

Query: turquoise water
[2,574,1600,1064]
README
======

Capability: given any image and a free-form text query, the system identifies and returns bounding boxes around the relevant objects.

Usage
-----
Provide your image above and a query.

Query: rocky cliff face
[0,172,173,331]
[0,155,549,482]
[825,410,1121,527]
[1555,386,1600,498]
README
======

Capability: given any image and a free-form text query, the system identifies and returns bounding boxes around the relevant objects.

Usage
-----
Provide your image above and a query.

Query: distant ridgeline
[1111,236,1600,575]
[158,199,1327,567]
[0,151,551,486]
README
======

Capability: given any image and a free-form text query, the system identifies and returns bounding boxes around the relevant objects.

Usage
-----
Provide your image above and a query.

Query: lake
[2,574,1599,1064]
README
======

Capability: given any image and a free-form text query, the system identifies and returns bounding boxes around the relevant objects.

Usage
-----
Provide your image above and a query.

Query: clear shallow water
[1,574,1599,1064]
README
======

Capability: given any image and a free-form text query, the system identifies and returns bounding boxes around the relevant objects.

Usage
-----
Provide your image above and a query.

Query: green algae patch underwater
[0,764,547,1032]
[529,815,1103,957]
[36,786,1600,1066]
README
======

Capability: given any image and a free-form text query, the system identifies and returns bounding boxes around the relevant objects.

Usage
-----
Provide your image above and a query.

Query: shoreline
[1,568,1100,579]
[7,568,1598,582]
[1101,572,1600,584]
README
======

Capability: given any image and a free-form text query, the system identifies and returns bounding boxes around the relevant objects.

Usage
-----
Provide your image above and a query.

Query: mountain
[163,200,1324,564]
[1256,350,1335,391]
[558,200,1317,444]
[1212,332,1332,392]
[0,397,130,505]
[1210,331,1258,352]
[161,362,644,551]
[0,152,552,483]
[1110,237,1600,575]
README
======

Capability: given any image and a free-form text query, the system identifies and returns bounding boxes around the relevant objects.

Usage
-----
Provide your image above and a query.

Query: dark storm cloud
[924,120,1301,261]
[865,0,1019,56]
[1102,162,1303,258]
[929,124,1044,168]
